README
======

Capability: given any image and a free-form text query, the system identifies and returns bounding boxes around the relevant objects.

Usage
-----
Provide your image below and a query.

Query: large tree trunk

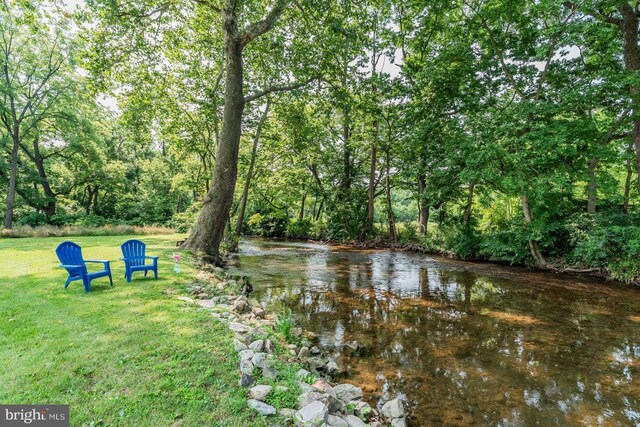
[235,100,270,237]
[418,174,429,235]
[522,194,547,268]
[366,120,378,234]
[587,158,598,214]
[4,133,19,229]
[619,4,640,195]
[385,145,396,242]
[463,181,476,224]
[31,137,56,220]
[183,11,244,265]
[299,191,306,221]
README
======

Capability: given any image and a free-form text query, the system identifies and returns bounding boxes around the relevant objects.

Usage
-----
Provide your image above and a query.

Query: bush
[445,224,482,260]
[16,211,47,227]
[286,218,312,239]
[246,210,288,237]
[567,214,640,282]
[398,222,418,243]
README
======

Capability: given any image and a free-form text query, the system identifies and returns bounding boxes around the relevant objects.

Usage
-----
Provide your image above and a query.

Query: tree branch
[244,78,314,103]
[240,0,291,47]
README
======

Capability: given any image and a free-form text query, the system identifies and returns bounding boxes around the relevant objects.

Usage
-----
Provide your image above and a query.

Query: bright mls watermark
[0,405,68,427]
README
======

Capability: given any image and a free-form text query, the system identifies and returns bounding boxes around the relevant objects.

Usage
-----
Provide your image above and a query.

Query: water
[228,238,640,426]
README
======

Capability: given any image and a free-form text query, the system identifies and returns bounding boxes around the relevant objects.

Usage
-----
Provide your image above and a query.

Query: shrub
[286,218,312,239]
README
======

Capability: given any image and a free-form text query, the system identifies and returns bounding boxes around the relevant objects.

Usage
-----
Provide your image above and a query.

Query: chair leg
[82,276,91,293]
[109,273,113,287]
[154,268,158,280]
[144,270,148,277]
[65,277,72,289]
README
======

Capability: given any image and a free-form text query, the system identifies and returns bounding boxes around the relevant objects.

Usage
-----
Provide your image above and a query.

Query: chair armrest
[60,264,84,269]
[85,260,110,264]
[146,256,159,260]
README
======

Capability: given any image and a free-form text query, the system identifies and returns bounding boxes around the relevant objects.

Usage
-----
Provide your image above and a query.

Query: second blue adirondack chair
[55,241,113,293]
[120,239,159,283]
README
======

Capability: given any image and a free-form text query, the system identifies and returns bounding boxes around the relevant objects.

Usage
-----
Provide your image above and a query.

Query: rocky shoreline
[177,264,409,427]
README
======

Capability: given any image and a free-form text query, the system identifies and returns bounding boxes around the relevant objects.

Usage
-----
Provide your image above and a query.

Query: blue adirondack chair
[55,241,113,293]
[120,239,159,283]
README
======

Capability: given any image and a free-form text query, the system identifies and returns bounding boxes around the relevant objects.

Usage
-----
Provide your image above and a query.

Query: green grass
[0,234,271,427]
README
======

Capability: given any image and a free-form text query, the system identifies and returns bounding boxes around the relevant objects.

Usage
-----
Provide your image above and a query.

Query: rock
[294,401,329,427]
[344,415,367,427]
[196,292,209,299]
[288,344,299,353]
[303,331,318,340]
[325,394,344,413]
[325,359,341,376]
[298,346,310,359]
[229,322,251,333]
[239,374,255,388]
[292,327,303,337]
[275,385,289,393]
[334,384,363,403]
[251,352,268,369]
[239,359,254,376]
[298,392,325,408]
[249,385,272,401]
[177,296,195,304]
[310,346,321,355]
[262,366,278,380]
[279,408,296,419]
[232,299,250,314]
[298,382,315,394]
[233,339,248,352]
[307,357,326,371]
[354,401,373,420]
[312,379,333,393]
[391,417,407,427]
[343,340,360,355]
[326,414,349,427]
[264,339,275,354]
[196,299,215,308]
[247,399,276,416]
[296,368,312,381]
[253,308,265,318]
[381,398,405,419]
[248,339,265,352]
[239,349,255,361]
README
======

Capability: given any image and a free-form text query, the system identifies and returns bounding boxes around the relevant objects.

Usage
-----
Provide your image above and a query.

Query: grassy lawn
[0,234,267,427]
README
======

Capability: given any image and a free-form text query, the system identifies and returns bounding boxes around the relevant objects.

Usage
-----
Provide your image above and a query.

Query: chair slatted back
[55,241,86,278]
[121,239,146,266]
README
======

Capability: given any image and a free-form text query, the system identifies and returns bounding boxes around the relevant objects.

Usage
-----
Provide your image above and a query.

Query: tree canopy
[1,0,640,281]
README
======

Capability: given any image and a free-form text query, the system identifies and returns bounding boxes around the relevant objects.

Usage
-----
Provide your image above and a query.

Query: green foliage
[247,211,289,238]
[275,308,295,343]
[286,218,313,239]
[568,214,640,282]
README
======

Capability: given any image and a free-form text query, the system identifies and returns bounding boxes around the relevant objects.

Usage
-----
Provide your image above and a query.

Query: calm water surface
[228,238,640,426]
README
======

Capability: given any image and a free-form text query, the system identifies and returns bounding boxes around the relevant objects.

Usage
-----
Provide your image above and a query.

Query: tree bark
[183,7,245,265]
[463,181,475,224]
[4,132,19,229]
[299,191,306,221]
[522,194,547,268]
[235,99,270,237]
[385,144,396,242]
[418,174,429,235]
[366,120,378,234]
[29,137,56,220]
[618,4,640,196]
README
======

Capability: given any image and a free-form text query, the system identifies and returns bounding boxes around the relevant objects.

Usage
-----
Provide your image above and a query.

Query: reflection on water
[228,238,640,426]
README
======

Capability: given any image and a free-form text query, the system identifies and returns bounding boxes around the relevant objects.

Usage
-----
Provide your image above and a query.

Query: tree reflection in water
[229,238,640,426]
